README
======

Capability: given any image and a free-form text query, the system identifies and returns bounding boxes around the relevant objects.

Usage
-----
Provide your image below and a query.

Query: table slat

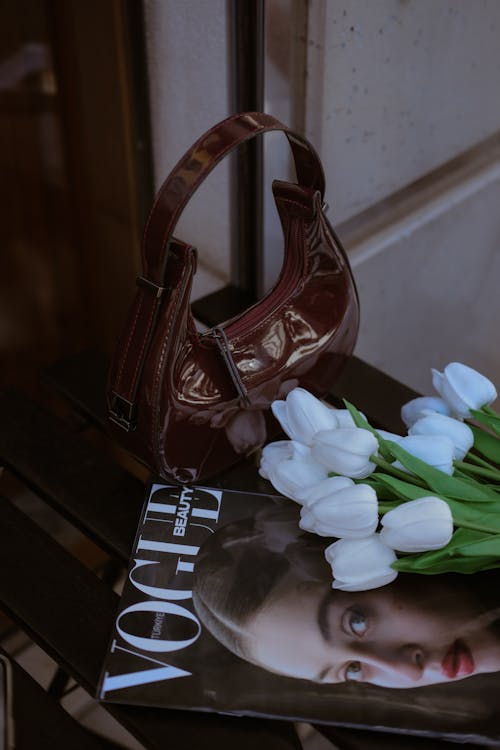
[0,389,143,562]
[0,498,301,750]
[5,647,119,750]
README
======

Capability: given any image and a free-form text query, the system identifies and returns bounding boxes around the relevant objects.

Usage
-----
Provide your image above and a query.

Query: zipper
[211,326,251,406]
[199,217,306,405]
[223,217,305,339]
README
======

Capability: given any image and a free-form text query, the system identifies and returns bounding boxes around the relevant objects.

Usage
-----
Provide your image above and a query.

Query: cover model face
[245,573,500,688]
[193,508,500,689]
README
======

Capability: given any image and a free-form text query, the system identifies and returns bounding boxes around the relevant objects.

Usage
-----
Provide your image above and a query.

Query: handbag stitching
[151,256,195,472]
[115,293,144,394]
[151,287,183,457]
[130,295,159,401]
[229,218,309,344]
[274,196,313,215]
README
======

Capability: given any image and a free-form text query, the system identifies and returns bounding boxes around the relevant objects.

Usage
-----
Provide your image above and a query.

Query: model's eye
[349,611,367,636]
[344,661,363,682]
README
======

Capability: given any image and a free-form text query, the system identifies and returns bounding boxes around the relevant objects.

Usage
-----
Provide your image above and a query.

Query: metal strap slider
[109,392,137,432]
[212,327,251,407]
[136,276,166,299]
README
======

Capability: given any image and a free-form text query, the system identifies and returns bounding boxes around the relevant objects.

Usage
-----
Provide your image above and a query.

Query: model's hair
[192,502,331,660]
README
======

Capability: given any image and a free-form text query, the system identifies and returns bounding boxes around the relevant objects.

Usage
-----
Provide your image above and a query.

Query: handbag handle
[141,111,325,285]
[108,112,325,431]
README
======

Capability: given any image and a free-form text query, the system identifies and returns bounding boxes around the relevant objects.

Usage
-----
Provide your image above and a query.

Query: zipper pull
[212,327,251,407]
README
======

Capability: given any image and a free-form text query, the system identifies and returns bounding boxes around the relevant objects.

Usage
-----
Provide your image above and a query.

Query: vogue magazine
[98,483,500,746]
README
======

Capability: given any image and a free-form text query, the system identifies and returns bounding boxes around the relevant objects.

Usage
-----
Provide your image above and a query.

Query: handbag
[107,112,359,483]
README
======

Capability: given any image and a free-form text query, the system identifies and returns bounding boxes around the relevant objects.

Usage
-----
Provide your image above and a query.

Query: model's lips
[441,640,474,678]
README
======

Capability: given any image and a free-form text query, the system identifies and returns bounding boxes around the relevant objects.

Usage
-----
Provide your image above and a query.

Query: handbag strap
[108,112,325,431]
[142,112,324,282]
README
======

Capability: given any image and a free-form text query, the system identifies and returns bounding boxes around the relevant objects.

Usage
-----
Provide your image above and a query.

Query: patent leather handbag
[107,112,359,483]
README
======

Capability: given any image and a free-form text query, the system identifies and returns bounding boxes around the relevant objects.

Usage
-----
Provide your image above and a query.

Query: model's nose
[361,643,424,681]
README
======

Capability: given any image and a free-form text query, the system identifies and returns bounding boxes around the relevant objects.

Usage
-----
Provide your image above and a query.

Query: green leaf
[392,528,500,574]
[445,498,500,531]
[374,473,500,530]
[393,555,500,574]
[454,460,500,482]
[360,476,400,500]
[343,400,394,461]
[452,528,500,556]
[385,441,500,501]
[483,405,500,417]
[374,474,428,501]
[469,424,500,464]
[469,409,500,436]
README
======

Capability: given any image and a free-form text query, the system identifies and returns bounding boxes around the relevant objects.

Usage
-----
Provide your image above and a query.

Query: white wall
[306,0,500,222]
[304,0,500,393]
[143,0,230,299]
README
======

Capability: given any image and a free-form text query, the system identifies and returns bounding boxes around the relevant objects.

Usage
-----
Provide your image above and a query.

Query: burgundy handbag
[107,112,359,483]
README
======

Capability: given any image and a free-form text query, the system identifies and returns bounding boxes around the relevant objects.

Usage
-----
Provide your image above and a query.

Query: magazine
[98,482,500,746]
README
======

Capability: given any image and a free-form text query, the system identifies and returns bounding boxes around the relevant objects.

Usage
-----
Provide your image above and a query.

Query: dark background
[1,0,153,393]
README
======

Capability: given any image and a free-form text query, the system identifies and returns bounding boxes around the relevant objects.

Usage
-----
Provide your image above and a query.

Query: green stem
[483,405,500,418]
[371,455,427,487]
[454,460,500,481]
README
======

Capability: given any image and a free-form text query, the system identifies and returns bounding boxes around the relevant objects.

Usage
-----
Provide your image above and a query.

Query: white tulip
[271,388,338,445]
[300,475,355,507]
[300,483,379,538]
[259,440,310,480]
[380,496,453,552]
[325,535,398,592]
[393,435,455,475]
[401,396,451,429]
[331,409,356,428]
[432,362,497,418]
[267,457,327,504]
[311,428,378,479]
[376,429,403,443]
[408,413,473,461]
[331,408,367,428]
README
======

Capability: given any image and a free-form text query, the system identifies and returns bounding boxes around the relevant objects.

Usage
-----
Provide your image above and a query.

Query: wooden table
[0,350,479,750]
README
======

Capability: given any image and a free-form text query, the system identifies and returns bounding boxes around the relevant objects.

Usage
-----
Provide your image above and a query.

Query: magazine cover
[98,482,500,746]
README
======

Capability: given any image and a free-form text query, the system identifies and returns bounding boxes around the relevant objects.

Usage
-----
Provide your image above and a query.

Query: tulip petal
[398,435,455,475]
[285,388,339,444]
[380,496,453,552]
[409,413,473,460]
[332,409,364,428]
[312,428,378,478]
[300,475,355,507]
[332,570,398,591]
[259,440,295,479]
[432,363,497,418]
[432,368,470,417]
[268,457,326,504]
[401,396,451,428]
[377,429,403,443]
[445,362,497,412]
[271,400,294,439]
[325,535,397,591]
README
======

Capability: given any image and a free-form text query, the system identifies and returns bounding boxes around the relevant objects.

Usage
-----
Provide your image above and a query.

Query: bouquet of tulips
[259,362,500,592]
